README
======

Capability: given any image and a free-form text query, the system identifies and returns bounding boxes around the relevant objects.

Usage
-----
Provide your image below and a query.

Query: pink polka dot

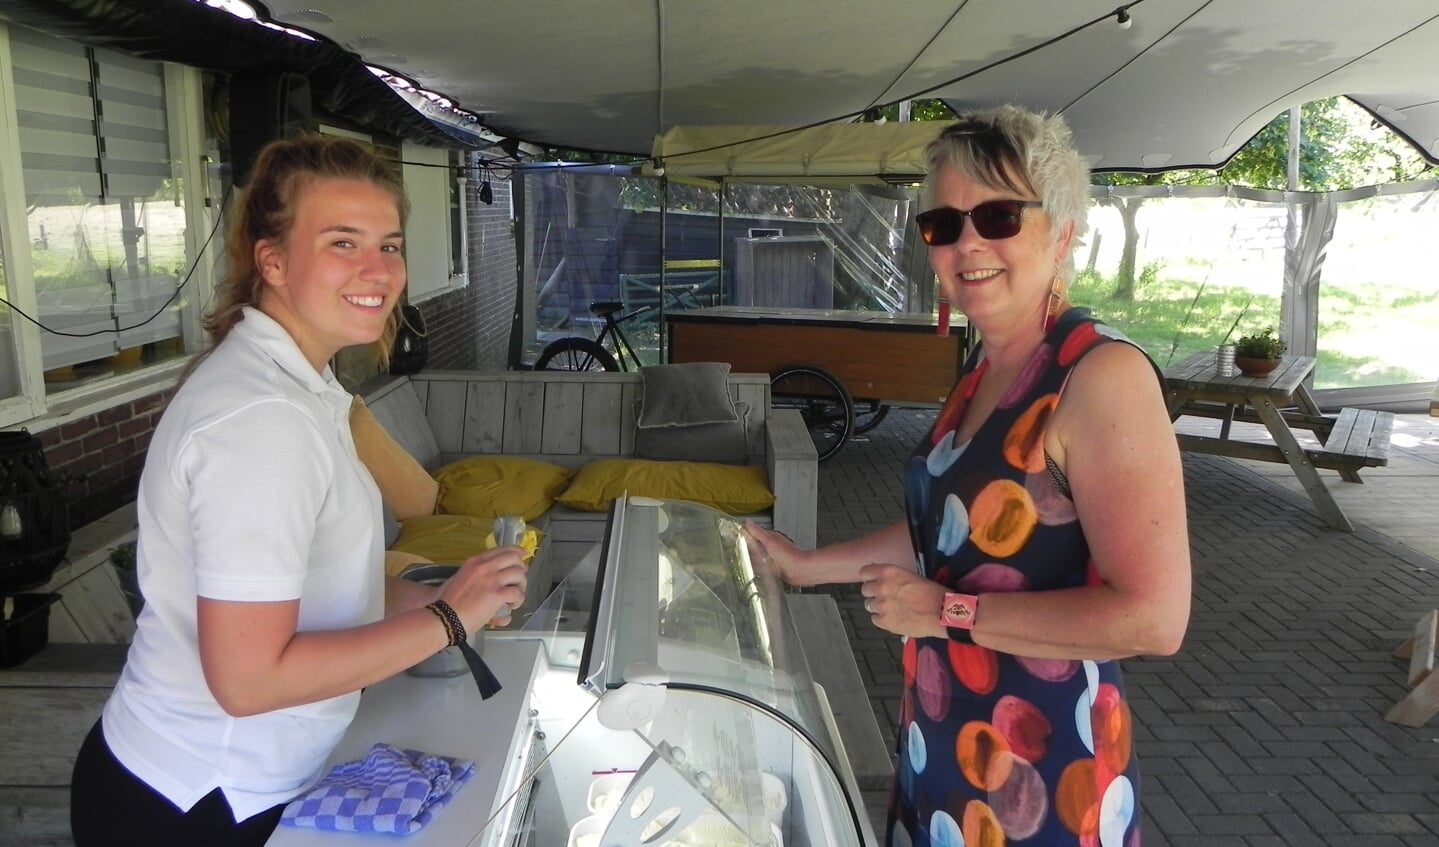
[956,562,1029,594]
[1016,656,1081,682]
[916,645,951,721]
[992,695,1051,764]
[988,752,1048,839]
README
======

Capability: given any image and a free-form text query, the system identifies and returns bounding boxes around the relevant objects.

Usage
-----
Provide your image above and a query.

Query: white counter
[266,638,543,846]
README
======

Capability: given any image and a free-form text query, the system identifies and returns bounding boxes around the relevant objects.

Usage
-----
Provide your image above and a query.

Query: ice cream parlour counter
[268,496,880,846]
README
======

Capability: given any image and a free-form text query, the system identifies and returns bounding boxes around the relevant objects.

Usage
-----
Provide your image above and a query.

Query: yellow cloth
[556,458,774,514]
[390,513,542,565]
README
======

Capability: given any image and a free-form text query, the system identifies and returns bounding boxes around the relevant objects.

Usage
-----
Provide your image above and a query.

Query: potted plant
[1233,327,1287,376]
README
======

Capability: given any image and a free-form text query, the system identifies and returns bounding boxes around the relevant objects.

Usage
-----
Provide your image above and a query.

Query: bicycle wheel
[534,337,620,372]
[853,400,891,435]
[770,364,854,462]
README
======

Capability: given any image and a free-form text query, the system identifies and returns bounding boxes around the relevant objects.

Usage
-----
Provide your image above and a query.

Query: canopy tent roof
[650,123,942,183]
[189,1,1439,169]
[3,0,1437,172]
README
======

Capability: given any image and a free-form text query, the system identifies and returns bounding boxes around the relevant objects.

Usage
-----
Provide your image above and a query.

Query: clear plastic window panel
[522,169,922,369]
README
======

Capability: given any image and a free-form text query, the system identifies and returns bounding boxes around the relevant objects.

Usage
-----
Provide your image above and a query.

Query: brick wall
[34,386,175,530]
[413,156,516,371]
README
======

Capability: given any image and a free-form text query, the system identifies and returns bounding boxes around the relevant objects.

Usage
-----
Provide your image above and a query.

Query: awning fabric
[651,123,944,183]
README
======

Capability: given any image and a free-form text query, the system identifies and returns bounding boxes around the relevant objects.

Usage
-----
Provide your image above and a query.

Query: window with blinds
[10,25,187,382]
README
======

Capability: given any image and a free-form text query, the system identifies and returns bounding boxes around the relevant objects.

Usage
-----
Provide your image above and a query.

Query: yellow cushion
[350,396,439,520]
[433,456,573,523]
[557,459,774,514]
[390,514,542,564]
[384,549,433,579]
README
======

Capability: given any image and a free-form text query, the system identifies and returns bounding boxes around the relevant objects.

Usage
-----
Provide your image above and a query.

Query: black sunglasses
[915,199,1043,245]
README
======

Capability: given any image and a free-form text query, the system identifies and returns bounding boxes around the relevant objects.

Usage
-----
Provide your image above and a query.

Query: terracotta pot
[1235,356,1280,377]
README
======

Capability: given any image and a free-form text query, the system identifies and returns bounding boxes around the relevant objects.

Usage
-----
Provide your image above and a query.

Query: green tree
[1092,97,1434,300]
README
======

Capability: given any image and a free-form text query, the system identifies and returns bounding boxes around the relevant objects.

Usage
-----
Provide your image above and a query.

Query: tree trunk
[1113,198,1142,301]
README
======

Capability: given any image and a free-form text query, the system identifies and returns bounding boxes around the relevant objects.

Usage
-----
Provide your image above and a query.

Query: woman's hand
[859,562,947,639]
[439,546,528,632]
[743,522,808,585]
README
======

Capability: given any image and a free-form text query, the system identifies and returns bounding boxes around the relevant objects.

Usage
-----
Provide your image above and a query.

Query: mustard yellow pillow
[350,396,439,520]
[557,459,774,514]
[433,456,573,523]
[390,514,542,564]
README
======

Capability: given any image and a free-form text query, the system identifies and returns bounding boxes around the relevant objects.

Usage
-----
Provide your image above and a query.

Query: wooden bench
[1387,609,1439,726]
[361,370,819,587]
[1312,406,1393,481]
[1173,404,1393,481]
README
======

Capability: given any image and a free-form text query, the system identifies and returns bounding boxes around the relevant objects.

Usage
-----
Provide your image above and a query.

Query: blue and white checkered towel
[280,743,476,835]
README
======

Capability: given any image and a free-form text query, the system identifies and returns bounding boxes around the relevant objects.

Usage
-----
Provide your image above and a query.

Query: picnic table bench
[1164,351,1395,531]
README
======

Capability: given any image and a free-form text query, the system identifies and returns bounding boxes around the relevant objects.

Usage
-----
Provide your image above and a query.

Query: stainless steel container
[399,562,475,677]
[1216,344,1237,377]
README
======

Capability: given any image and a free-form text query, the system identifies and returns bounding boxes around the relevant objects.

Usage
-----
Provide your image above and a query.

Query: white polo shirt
[103,307,385,821]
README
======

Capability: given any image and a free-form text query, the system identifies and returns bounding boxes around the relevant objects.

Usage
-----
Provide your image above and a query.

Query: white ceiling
[256,0,1439,170]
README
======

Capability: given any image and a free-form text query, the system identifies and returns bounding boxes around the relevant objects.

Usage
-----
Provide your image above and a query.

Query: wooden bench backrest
[362,371,771,469]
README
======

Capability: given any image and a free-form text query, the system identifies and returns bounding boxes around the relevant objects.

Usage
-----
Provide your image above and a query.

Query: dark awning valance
[0,0,481,148]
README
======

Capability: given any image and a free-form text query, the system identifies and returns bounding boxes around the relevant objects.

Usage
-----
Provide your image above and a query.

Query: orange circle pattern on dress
[968,479,1037,558]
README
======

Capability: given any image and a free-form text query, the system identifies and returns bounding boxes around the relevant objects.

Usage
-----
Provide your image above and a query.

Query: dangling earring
[1043,274,1066,333]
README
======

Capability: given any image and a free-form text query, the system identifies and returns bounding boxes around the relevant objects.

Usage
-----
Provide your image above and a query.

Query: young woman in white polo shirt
[69,136,528,847]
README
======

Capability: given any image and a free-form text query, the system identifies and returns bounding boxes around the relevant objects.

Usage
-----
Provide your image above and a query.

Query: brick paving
[813,407,1439,845]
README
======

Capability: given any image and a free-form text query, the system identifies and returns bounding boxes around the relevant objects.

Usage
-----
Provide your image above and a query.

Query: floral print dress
[888,308,1147,847]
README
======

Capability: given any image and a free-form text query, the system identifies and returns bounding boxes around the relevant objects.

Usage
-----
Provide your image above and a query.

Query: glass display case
[268,495,878,847]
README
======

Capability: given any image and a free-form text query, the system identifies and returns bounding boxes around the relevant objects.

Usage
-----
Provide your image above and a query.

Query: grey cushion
[637,362,739,428]
[634,402,749,464]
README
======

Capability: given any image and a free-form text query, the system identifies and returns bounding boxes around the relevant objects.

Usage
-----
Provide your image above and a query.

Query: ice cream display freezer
[268,496,879,846]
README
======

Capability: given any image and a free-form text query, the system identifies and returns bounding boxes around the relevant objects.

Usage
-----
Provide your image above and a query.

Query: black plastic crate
[0,592,60,667]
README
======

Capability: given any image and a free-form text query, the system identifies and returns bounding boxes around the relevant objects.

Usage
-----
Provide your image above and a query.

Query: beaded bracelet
[425,600,467,648]
[424,603,454,645]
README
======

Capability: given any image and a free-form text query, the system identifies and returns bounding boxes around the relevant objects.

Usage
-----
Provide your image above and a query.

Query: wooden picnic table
[1163,350,1393,532]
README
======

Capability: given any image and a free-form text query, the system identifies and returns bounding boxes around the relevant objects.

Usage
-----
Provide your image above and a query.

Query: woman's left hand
[858,562,947,638]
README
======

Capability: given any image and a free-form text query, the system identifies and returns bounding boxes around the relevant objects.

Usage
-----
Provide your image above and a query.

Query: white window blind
[11,25,184,374]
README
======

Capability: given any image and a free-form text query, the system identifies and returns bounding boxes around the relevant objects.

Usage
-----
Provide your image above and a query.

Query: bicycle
[533,301,654,371]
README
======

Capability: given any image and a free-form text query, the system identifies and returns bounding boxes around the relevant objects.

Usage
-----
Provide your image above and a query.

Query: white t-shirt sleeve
[178,398,335,602]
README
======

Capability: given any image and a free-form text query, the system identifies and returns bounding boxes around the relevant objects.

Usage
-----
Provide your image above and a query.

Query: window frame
[400,141,468,303]
[0,22,212,429]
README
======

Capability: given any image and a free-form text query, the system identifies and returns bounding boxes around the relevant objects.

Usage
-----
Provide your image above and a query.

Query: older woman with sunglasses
[749,105,1190,845]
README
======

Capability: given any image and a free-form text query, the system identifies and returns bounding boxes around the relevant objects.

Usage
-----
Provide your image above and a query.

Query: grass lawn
[1070,270,1438,389]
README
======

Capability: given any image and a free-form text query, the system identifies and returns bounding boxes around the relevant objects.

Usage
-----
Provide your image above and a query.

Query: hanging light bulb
[1116,8,1133,29]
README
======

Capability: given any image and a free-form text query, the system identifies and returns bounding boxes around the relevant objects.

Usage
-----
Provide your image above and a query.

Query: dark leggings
[70,719,284,847]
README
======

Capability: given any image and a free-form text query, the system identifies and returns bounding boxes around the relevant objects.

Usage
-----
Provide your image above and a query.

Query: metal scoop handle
[493,514,526,618]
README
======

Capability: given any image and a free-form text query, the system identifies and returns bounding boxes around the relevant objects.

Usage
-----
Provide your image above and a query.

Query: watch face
[943,595,976,628]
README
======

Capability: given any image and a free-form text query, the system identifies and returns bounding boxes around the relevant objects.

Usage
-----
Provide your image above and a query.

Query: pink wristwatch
[940,593,979,629]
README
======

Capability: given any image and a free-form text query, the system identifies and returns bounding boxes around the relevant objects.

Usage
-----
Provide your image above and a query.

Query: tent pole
[717,179,727,305]
[659,174,669,360]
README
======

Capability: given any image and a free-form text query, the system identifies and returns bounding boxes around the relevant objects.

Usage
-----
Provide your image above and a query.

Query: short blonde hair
[921,105,1090,280]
